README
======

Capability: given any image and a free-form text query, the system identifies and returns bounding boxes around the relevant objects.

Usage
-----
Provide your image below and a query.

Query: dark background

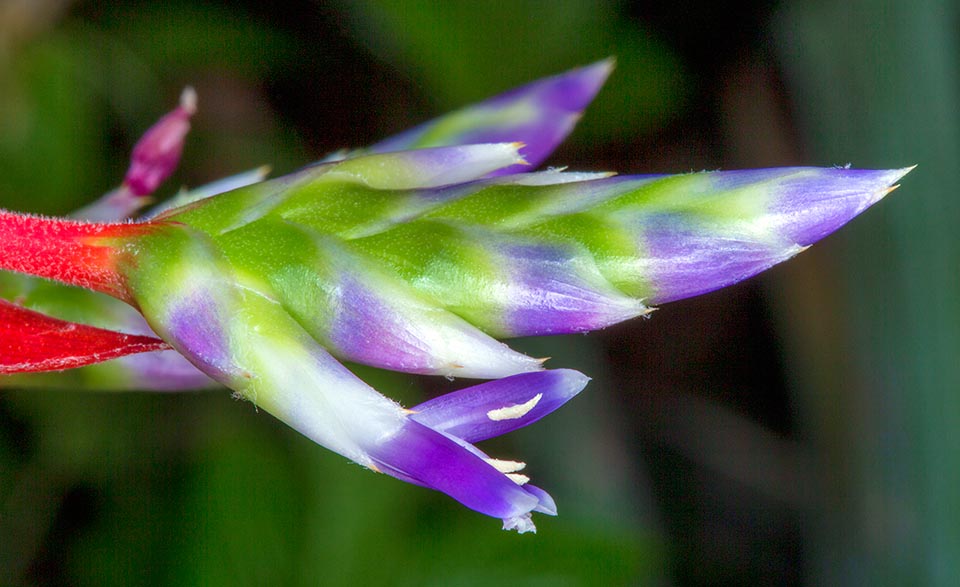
[1,1,957,585]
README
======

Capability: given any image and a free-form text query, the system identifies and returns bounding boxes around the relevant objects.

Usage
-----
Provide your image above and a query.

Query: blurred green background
[1,1,957,585]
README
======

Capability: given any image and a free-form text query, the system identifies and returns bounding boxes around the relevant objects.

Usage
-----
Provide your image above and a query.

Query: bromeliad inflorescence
[0,61,910,532]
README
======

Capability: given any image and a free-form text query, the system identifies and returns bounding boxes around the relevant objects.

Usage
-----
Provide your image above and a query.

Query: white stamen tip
[502,514,537,534]
[506,473,531,486]
[486,393,543,421]
[487,458,527,473]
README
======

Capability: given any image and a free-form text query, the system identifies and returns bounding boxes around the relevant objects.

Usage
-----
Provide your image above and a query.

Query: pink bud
[124,87,197,196]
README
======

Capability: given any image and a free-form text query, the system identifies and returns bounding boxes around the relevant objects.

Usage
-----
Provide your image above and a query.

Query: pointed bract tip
[569,57,616,89]
[878,165,916,196]
[899,163,918,176]
[0,300,169,373]
[878,165,915,189]
[590,56,617,78]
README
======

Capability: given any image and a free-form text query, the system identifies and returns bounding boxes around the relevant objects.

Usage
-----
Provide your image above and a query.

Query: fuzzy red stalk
[0,211,153,303]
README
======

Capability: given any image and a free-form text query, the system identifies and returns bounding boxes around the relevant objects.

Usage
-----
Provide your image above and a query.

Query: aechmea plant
[0,60,911,532]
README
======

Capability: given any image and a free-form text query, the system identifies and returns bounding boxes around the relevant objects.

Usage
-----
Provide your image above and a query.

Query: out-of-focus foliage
[776,2,960,585]
[336,0,688,144]
[0,1,302,214]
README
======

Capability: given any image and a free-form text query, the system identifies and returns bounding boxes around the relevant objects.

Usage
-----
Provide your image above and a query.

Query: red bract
[0,299,168,374]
